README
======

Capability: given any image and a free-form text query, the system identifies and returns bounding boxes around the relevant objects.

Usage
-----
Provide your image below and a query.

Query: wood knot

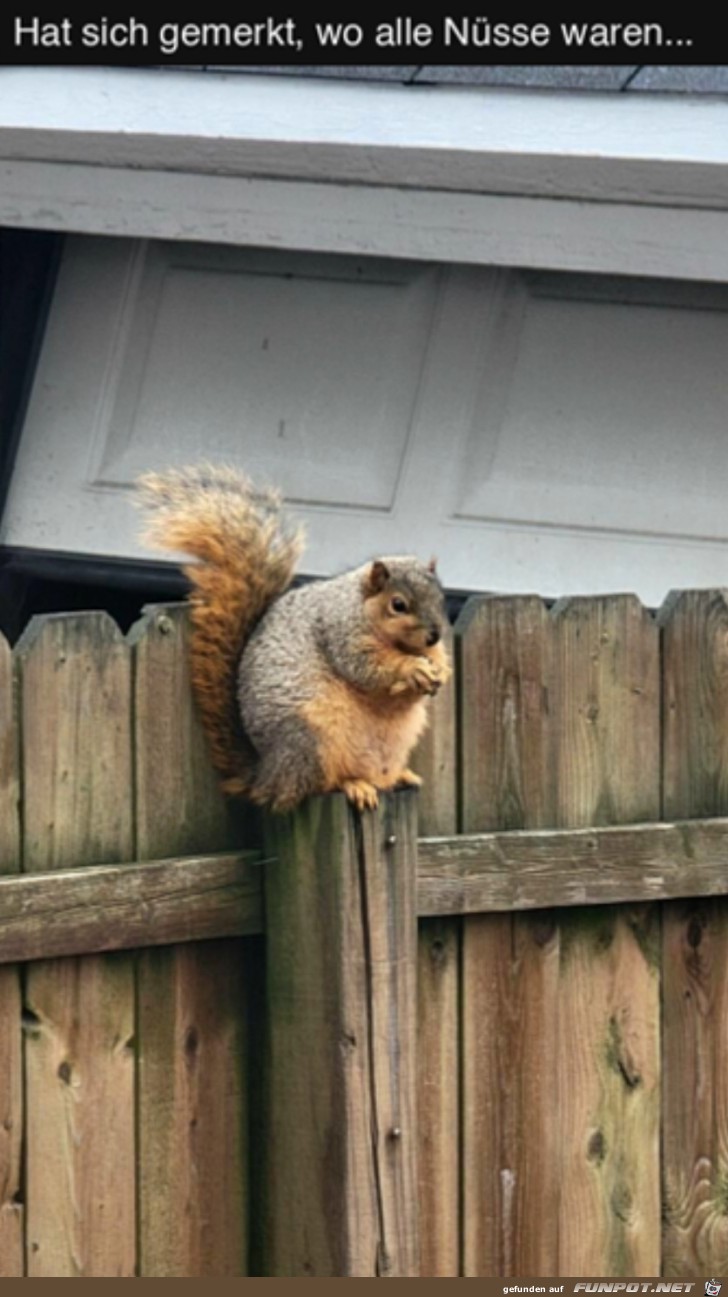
[611,1182,633,1223]
[606,1017,641,1090]
[430,936,447,965]
[587,1129,606,1164]
[532,919,557,948]
[687,914,704,949]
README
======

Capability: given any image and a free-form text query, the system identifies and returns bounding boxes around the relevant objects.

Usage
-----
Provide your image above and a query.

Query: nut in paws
[411,659,445,695]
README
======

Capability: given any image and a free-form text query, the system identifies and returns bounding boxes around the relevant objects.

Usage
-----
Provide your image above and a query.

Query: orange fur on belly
[299,679,430,791]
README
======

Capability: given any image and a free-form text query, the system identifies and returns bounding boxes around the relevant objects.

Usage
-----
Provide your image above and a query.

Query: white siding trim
[1,66,728,202]
[1,67,728,277]
[2,161,728,282]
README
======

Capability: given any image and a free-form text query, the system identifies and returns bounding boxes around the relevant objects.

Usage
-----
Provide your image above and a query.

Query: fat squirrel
[137,465,451,812]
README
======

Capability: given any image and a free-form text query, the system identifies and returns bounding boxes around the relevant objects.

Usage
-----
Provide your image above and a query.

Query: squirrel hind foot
[341,778,380,812]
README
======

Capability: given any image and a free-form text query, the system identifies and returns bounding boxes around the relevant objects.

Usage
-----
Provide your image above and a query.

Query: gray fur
[248,711,325,809]
[237,557,447,766]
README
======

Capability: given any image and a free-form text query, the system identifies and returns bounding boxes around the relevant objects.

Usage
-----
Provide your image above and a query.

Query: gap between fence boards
[2,816,728,964]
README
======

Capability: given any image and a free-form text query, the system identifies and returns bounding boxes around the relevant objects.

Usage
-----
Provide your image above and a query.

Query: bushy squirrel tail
[137,464,304,795]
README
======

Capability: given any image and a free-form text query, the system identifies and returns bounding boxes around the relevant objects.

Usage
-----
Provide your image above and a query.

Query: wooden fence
[2,591,728,1276]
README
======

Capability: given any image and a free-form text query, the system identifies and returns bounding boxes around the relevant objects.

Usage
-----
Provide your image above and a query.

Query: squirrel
[137,464,451,813]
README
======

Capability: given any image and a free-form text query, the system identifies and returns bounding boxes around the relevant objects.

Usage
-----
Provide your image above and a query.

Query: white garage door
[3,235,728,605]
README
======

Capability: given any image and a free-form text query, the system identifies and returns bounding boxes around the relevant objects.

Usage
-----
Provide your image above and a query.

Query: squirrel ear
[428,556,438,574]
[364,560,390,595]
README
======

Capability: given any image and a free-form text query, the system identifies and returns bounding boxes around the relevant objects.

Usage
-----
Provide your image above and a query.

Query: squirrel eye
[391,596,408,614]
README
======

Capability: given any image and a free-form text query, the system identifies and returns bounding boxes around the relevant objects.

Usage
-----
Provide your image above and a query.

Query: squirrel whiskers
[137,464,451,812]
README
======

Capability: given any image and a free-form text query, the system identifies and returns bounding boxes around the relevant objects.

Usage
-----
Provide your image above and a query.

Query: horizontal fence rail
[3,814,728,964]
[0,850,265,964]
[417,816,728,914]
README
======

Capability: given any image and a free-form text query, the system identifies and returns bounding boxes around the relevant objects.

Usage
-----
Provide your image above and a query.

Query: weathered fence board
[550,595,659,829]
[463,908,561,1275]
[411,623,457,840]
[0,967,22,1277]
[23,955,136,1277]
[557,905,660,1273]
[131,604,240,858]
[0,635,22,1274]
[458,596,553,835]
[17,613,136,1278]
[413,622,460,1277]
[417,917,460,1277]
[460,595,660,1277]
[0,634,19,876]
[263,793,419,1277]
[460,596,560,1276]
[550,596,660,1278]
[132,605,250,1277]
[661,590,728,1276]
[17,613,133,873]
[137,940,248,1276]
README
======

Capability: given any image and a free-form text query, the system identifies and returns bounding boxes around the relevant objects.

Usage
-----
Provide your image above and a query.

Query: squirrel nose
[426,626,441,647]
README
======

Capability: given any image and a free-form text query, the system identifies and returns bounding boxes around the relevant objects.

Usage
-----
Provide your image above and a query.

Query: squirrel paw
[393,656,446,697]
[396,768,423,788]
[342,778,379,812]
